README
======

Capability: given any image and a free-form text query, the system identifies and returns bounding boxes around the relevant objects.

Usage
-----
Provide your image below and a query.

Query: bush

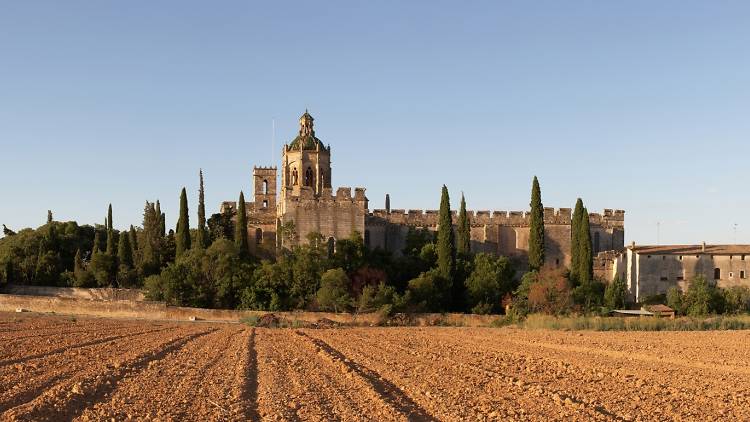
[603,276,627,310]
[316,268,352,312]
[526,270,572,315]
[723,286,750,314]
[683,276,724,316]
[464,253,514,314]
[406,269,450,312]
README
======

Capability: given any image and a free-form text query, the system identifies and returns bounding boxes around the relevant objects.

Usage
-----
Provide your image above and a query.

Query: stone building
[598,243,750,303]
[221,111,625,267]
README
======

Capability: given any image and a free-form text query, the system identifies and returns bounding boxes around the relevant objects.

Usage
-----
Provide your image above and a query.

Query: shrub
[526,270,572,315]
[464,253,514,314]
[316,268,352,313]
[603,276,627,310]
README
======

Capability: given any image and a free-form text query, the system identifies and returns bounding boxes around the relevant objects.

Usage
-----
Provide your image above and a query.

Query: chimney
[702,241,706,252]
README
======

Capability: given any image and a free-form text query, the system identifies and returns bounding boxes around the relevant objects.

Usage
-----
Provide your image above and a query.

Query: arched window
[263,180,268,195]
[256,228,263,245]
[327,237,335,257]
[291,168,298,185]
[305,167,314,187]
[714,268,721,280]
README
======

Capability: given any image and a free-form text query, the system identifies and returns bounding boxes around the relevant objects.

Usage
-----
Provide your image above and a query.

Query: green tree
[407,269,450,312]
[723,286,750,314]
[577,207,593,285]
[118,232,133,269]
[436,185,455,282]
[683,276,724,316]
[155,200,165,237]
[465,253,514,314]
[666,286,683,314]
[316,268,352,312]
[47,210,53,224]
[603,276,627,309]
[456,193,470,256]
[105,204,116,256]
[569,198,584,283]
[235,191,249,258]
[72,248,94,287]
[196,169,209,249]
[528,176,545,271]
[176,187,191,257]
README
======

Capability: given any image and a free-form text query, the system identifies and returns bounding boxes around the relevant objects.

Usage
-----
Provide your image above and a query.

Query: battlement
[365,208,624,228]
[283,186,368,204]
[253,166,277,171]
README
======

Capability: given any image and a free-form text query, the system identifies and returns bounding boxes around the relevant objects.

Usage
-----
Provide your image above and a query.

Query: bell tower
[281,110,332,196]
[253,167,277,211]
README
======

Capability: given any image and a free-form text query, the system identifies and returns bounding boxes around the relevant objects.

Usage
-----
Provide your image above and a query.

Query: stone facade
[220,111,626,267]
[597,244,750,303]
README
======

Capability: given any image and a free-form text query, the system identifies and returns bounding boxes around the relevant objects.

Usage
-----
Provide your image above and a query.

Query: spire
[299,110,314,137]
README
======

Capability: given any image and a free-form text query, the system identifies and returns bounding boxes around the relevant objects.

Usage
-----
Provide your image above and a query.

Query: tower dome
[288,110,327,151]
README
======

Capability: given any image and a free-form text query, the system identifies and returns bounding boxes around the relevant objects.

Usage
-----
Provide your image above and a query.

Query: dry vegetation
[1,312,749,421]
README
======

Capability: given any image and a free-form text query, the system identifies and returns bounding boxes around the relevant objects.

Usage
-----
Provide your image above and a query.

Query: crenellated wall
[365,208,625,269]
[279,186,369,246]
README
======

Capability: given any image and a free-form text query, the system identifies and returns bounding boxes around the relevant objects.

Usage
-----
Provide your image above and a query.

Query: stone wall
[1,284,145,301]
[366,208,625,269]
[0,294,501,327]
[279,186,368,246]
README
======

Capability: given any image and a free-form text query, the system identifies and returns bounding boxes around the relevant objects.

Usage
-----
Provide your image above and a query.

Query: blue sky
[1,1,749,245]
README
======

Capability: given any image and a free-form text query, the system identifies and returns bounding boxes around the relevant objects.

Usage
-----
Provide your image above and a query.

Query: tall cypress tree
[579,207,593,285]
[118,233,133,269]
[385,194,391,213]
[105,204,116,255]
[437,185,455,281]
[73,248,84,276]
[107,204,113,232]
[570,198,584,283]
[47,210,53,224]
[176,187,191,257]
[196,169,208,249]
[456,193,470,255]
[528,176,545,271]
[155,200,166,237]
[92,230,101,255]
[129,225,138,252]
[235,191,249,258]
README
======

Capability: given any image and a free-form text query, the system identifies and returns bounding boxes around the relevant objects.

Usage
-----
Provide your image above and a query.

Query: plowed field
[1,313,749,421]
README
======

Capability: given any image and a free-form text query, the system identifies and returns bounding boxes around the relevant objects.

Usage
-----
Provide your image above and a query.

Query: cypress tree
[47,210,53,224]
[456,193,470,255]
[156,200,165,237]
[528,176,545,271]
[436,185,455,281]
[129,225,138,252]
[570,198,584,283]
[176,187,191,257]
[579,207,593,285]
[92,231,101,255]
[118,232,133,269]
[105,205,116,255]
[385,194,391,213]
[196,169,208,249]
[107,204,113,232]
[235,191,249,258]
[73,248,84,275]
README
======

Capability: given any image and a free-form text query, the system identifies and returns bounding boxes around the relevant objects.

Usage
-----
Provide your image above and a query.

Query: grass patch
[521,314,750,331]
[239,315,260,327]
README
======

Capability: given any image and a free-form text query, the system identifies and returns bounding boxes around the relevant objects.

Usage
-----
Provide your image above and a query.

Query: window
[292,168,298,185]
[555,258,560,267]
[327,237,336,257]
[714,268,721,280]
[647,255,651,259]
[262,200,268,209]
[679,256,683,261]
[730,255,734,261]
[743,255,746,261]
[729,272,734,279]
[255,228,263,245]
[263,180,268,195]
[660,271,668,281]
[662,256,666,260]
[741,271,746,279]
[305,167,314,187]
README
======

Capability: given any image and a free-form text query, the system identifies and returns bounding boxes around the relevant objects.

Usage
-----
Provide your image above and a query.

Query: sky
[1,1,749,245]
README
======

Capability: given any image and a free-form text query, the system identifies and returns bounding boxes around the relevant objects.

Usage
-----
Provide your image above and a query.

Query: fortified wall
[279,186,368,245]
[366,208,625,268]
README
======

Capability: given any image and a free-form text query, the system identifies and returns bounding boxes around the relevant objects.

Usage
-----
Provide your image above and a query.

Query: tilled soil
[1,313,749,421]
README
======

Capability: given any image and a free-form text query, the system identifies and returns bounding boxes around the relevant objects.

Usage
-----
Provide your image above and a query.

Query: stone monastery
[221,111,625,269]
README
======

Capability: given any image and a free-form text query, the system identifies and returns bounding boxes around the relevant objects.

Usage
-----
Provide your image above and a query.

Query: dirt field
[1,313,749,421]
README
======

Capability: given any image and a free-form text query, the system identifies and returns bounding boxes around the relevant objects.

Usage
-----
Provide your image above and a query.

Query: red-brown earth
[1,312,748,421]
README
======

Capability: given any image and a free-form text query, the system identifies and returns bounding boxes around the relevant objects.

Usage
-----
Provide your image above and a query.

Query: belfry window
[263,180,268,194]
[292,168,298,185]
[305,167,314,187]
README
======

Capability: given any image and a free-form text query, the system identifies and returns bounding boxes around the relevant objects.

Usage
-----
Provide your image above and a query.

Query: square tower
[253,166,277,211]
